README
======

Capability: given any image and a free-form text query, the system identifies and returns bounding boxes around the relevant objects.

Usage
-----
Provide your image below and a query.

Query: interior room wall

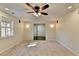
[46,21,56,41]
[0,10,24,54]
[23,21,33,40]
[56,8,79,55]
[24,21,56,41]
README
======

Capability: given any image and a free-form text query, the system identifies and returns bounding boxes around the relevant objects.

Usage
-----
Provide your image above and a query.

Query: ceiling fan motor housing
[35,6,40,9]
[34,6,40,13]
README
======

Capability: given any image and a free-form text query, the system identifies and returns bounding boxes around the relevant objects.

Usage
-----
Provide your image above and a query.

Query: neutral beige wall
[24,21,56,41]
[46,22,56,41]
[23,21,33,40]
[0,11,24,54]
[56,8,79,55]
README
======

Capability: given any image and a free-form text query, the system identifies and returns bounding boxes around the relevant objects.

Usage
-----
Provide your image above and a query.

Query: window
[1,21,13,37]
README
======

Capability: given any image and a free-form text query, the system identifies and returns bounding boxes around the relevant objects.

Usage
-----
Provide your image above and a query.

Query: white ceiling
[0,3,79,21]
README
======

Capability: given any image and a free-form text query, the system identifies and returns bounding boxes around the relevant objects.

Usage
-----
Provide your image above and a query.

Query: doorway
[33,24,46,40]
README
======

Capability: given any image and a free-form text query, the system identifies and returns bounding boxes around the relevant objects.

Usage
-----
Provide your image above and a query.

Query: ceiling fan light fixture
[38,13,41,16]
[34,13,37,15]
[34,13,38,16]
[34,13,41,16]
[35,14,39,17]
[26,3,49,16]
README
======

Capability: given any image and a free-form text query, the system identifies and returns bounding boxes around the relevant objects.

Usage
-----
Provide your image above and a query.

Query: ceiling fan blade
[25,3,35,10]
[27,12,34,13]
[41,12,48,15]
[41,4,49,10]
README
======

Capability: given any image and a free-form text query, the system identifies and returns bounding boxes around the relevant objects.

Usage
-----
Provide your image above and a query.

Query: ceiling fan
[25,3,49,16]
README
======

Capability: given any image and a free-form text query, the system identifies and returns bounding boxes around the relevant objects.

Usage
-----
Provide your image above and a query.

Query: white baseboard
[57,40,79,56]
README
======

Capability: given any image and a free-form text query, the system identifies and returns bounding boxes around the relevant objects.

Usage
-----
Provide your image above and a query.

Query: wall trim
[57,40,79,56]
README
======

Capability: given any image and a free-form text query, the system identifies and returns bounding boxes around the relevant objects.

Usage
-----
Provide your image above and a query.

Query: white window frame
[0,17,14,38]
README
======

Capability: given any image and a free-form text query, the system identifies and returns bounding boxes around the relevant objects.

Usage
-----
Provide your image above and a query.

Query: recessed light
[67,6,72,9]
[5,8,9,10]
